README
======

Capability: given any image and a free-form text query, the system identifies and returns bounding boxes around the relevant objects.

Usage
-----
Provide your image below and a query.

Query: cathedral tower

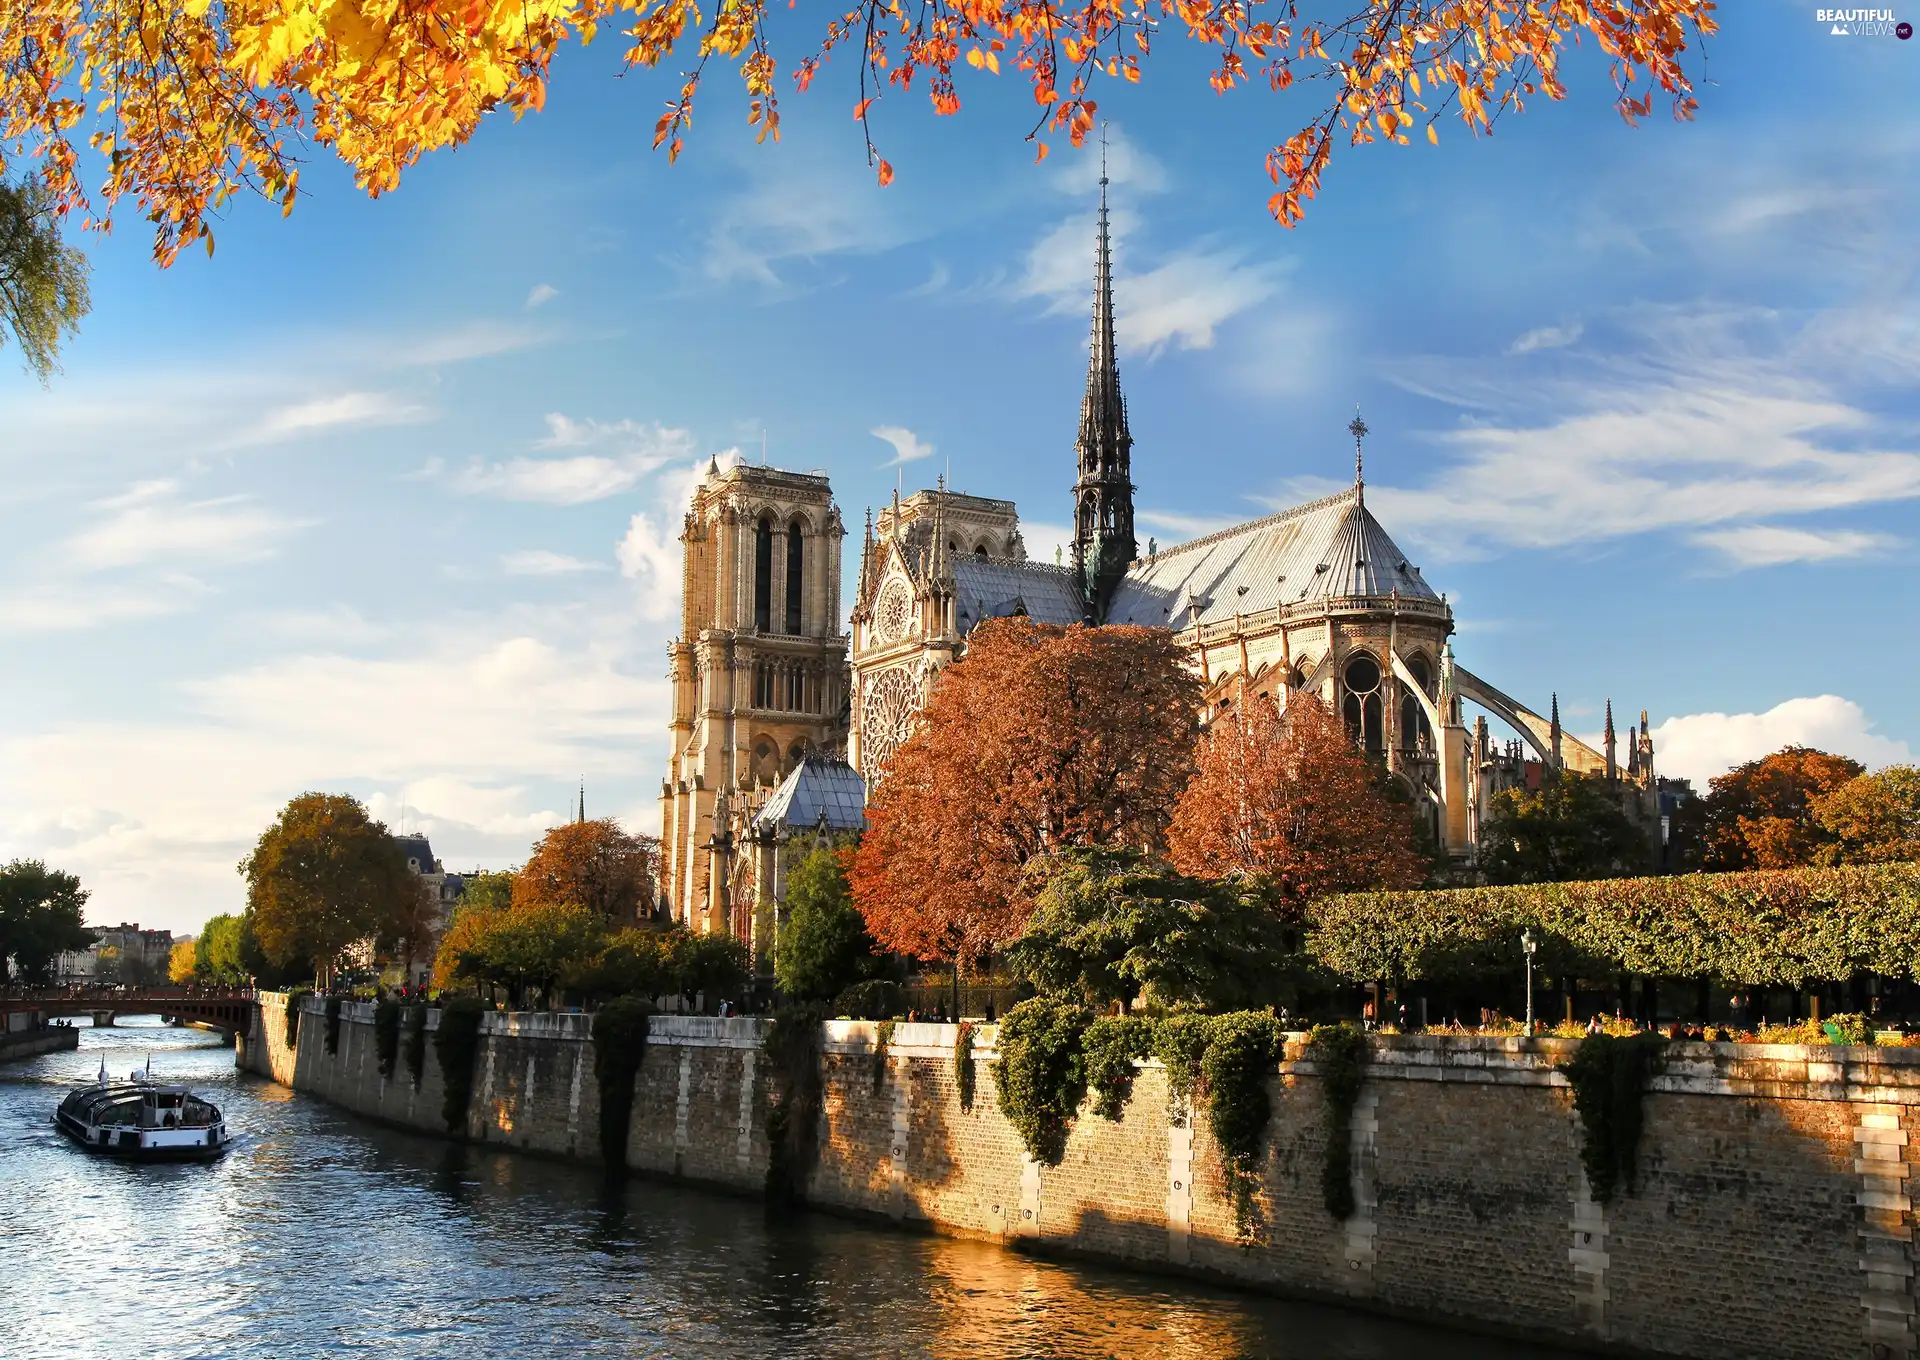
[1071,163,1137,621]
[659,462,849,937]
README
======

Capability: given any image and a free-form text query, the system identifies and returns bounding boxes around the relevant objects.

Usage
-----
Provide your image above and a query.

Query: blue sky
[2,0,1915,934]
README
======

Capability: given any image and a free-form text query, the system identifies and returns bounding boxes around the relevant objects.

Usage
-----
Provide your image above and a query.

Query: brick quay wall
[239,993,1919,1359]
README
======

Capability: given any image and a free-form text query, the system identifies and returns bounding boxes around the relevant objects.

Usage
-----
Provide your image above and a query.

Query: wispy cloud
[1693,524,1898,568]
[1345,302,1920,565]
[502,550,606,576]
[525,283,559,310]
[872,425,935,468]
[66,480,310,571]
[1018,210,1283,354]
[246,390,427,444]
[1508,322,1582,355]
[451,418,698,505]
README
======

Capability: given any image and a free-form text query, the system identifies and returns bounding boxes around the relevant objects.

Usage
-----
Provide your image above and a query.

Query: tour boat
[54,1058,233,1162]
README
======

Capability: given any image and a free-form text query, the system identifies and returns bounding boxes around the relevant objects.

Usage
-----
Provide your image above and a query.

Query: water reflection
[0,1018,1575,1359]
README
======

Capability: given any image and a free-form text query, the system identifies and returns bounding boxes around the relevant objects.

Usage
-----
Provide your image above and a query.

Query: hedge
[1310,863,1920,987]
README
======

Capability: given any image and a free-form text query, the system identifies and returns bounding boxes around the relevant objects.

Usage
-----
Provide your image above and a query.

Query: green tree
[1477,774,1649,885]
[0,179,90,382]
[1814,766,1920,866]
[1008,848,1293,1013]
[459,871,516,913]
[669,932,752,1012]
[774,847,873,1003]
[235,908,309,988]
[452,901,608,1009]
[0,859,94,983]
[238,792,418,985]
[195,913,249,984]
[568,928,677,1002]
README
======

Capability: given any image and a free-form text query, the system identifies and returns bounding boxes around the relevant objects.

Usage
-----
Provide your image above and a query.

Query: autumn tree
[1477,773,1649,885]
[168,939,198,985]
[1166,693,1424,911]
[0,859,93,984]
[440,900,608,1008]
[1812,766,1920,866]
[195,913,249,984]
[1672,747,1866,871]
[0,179,89,380]
[514,819,658,925]
[238,792,419,985]
[849,619,1200,977]
[0,0,1713,359]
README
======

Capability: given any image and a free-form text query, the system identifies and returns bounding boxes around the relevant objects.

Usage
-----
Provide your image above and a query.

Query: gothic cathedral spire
[1071,145,1136,622]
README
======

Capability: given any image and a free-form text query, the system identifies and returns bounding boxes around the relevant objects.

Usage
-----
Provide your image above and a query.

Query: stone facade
[658,463,850,942]
[244,995,1920,1359]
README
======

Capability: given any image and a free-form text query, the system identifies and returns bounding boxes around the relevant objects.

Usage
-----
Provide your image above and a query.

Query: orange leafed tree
[848,617,1200,974]
[0,0,1716,265]
[1166,692,1424,911]
[1674,746,1867,871]
[514,818,659,924]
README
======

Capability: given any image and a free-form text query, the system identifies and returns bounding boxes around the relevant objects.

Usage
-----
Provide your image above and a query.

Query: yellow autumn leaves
[0,0,1716,266]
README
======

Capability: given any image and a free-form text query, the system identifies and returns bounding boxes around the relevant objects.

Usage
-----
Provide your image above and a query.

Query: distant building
[61,923,173,985]
[394,834,462,987]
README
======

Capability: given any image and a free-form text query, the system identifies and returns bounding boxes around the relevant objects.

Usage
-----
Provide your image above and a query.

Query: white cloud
[525,283,559,310]
[1138,509,1239,540]
[0,629,669,930]
[452,419,698,505]
[1508,322,1583,355]
[1017,211,1282,354]
[66,481,307,571]
[872,425,935,468]
[248,390,426,443]
[1692,525,1898,567]
[701,152,913,288]
[0,577,209,633]
[1020,520,1075,567]
[1358,303,1920,564]
[1653,696,1912,787]
[502,550,605,576]
[617,514,680,620]
[1049,124,1168,196]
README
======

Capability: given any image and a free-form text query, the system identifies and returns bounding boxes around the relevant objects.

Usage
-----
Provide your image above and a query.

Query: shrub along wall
[1311,862,1920,987]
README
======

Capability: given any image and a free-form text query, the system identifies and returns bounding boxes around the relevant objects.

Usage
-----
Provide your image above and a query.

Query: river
[1,1019,1580,1359]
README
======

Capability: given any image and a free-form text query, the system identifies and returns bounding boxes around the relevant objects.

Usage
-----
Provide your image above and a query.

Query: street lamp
[1522,928,1539,1036]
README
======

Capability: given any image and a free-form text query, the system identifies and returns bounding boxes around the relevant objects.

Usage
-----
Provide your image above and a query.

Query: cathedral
[659,172,1675,952]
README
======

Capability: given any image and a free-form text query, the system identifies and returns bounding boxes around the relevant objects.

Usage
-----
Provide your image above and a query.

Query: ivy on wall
[1311,863,1920,987]
[373,999,401,1079]
[1203,1013,1284,1234]
[953,1021,976,1112]
[764,1004,825,1205]
[324,996,343,1055]
[1307,1023,1370,1221]
[433,997,486,1135]
[404,1004,428,1090]
[871,1019,896,1095]
[284,989,312,1049]
[1559,1032,1667,1203]
[1083,1016,1153,1121]
[1152,1013,1213,1120]
[593,996,652,1173]
[992,997,1091,1166]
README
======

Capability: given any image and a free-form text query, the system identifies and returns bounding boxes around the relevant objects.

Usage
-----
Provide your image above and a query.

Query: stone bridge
[1,988,255,1036]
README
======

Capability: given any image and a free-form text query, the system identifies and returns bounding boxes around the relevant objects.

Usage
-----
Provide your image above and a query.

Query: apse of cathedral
[659,170,1679,950]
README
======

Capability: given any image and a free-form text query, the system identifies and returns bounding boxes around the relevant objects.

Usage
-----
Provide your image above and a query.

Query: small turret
[1604,699,1617,782]
[1549,693,1563,773]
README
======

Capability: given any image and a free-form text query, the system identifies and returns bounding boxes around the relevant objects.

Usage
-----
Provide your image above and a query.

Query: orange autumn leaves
[848,618,1424,972]
[0,0,1715,264]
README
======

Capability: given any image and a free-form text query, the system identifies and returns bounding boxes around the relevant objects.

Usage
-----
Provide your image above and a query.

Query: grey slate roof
[952,556,1086,632]
[751,756,868,838]
[394,834,438,873]
[1108,487,1440,630]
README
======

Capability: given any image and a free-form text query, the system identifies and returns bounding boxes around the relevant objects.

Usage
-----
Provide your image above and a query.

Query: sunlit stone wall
[244,997,1918,1360]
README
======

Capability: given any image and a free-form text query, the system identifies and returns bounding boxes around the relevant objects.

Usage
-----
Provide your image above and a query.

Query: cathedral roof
[951,556,1086,632]
[1107,487,1442,630]
[751,756,868,838]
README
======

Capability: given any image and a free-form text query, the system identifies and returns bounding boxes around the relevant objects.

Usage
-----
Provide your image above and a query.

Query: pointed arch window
[1401,654,1435,754]
[1342,653,1384,755]
[785,518,804,634]
[753,517,773,631]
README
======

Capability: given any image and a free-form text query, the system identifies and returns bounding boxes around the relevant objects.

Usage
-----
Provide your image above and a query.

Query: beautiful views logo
[1815,8,1912,34]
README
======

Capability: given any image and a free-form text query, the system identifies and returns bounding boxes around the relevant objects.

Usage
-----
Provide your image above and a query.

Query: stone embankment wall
[0,1020,79,1061]
[241,994,1920,1360]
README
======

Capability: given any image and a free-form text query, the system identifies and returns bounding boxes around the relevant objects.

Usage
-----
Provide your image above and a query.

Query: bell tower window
[753,516,773,632]
[786,517,804,634]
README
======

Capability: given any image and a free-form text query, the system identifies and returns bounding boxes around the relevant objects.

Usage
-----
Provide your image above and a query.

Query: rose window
[861,669,921,771]
[874,580,914,643]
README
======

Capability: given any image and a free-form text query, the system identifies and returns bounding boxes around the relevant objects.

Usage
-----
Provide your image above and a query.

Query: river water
[1,1019,1579,1359]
